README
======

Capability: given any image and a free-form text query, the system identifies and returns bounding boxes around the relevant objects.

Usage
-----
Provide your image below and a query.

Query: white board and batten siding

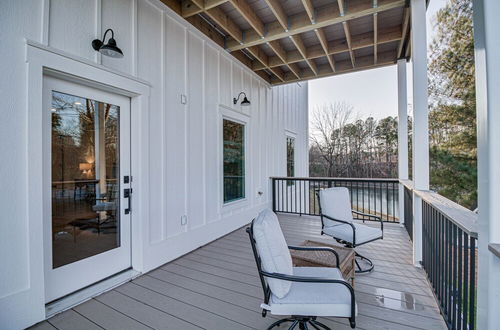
[0,0,308,328]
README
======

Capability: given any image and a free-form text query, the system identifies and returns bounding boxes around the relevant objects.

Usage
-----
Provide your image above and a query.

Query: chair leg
[355,251,374,273]
[288,320,300,330]
[267,317,332,330]
[266,318,294,330]
[310,320,331,330]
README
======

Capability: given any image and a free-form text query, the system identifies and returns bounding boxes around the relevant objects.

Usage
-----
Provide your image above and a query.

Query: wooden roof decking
[32,214,447,330]
[161,0,411,85]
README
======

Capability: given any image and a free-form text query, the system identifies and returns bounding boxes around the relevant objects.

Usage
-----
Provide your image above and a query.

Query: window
[287,136,295,178]
[223,119,245,203]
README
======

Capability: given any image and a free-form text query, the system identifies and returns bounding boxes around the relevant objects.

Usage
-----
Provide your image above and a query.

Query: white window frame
[219,106,250,210]
[285,130,297,177]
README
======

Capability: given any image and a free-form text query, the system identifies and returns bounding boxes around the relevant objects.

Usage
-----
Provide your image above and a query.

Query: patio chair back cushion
[319,187,354,227]
[252,209,293,298]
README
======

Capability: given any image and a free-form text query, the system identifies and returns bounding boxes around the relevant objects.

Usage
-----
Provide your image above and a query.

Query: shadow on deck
[32,214,446,330]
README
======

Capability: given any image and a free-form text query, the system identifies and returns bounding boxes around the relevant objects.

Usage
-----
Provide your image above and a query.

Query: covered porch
[33,214,446,330]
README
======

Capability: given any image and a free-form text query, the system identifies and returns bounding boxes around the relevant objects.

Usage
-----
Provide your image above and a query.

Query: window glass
[223,119,245,203]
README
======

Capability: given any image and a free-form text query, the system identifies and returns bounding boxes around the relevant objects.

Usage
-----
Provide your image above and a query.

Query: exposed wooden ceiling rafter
[252,26,402,71]
[273,50,396,85]
[227,0,406,51]
[315,28,336,72]
[160,0,409,85]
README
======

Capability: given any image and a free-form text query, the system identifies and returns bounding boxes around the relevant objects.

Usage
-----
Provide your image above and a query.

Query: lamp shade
[241,96,251,106]
[79,163,92,171]
[92,29,124,58]
[99,38,123,58]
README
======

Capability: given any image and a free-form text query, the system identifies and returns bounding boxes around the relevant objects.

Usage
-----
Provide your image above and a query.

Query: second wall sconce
[92,28,124,58]
[233,92,251,107]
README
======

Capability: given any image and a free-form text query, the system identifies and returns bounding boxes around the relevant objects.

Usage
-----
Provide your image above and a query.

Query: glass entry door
[43,76,131,303]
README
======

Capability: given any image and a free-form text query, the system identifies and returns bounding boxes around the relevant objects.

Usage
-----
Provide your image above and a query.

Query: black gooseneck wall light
[233,92,251,107]
[92,29,124,58]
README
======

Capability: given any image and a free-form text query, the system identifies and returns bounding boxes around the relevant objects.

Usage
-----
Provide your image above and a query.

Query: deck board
[32,214,446,330]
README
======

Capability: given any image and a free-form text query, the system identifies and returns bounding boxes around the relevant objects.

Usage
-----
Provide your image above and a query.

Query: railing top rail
[489,244,500,259]
[270,177,399,182]
[399,179,414,190]
[415,189,478,238]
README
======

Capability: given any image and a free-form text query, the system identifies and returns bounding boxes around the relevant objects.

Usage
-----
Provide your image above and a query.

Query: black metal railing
[421,197,477,330]
[404,185,413,240]
[271,177,399,222]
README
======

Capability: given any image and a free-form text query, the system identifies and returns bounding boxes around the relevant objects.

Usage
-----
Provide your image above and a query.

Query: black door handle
[124,188,132,214]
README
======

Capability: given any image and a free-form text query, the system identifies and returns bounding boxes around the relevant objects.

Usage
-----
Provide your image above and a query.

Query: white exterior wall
[0,0,309,328]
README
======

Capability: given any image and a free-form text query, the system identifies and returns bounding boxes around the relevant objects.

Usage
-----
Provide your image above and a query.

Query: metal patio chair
[247,209,356,330]
[317,187,384,273]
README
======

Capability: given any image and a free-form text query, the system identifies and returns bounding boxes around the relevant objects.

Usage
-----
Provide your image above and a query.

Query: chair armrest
[288,245,340,266]
[322,214,358,245]
[352,210,384,233]
[260,271,356,318]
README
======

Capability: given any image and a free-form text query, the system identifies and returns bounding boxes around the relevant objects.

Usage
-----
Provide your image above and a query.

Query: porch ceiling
[161,0,411,85]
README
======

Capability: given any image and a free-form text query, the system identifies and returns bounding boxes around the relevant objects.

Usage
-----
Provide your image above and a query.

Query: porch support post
[410,0,429,266]
[473,0,500,328]
[397,58,408,225]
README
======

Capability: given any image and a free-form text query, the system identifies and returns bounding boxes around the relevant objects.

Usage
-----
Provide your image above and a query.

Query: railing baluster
[457,227,463,330]
[469,237,476,330]
[463,232,469,330]
[452,224,457,329]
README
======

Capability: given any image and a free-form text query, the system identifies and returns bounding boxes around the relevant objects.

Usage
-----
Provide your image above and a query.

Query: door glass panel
[51,91,120,268]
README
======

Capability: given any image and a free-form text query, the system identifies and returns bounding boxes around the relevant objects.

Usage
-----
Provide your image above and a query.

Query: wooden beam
[343,21,355,67]
[230,0,265,37]
[269,66,286,82]
[315,28,335,72]
[182,0,203,17]
[206,0,228,10]
[252,25,402,70]
[206,6,243,42]
[398,7,410,58]
[182,0,229,18]
[263,0,288,31]
[226,0,406,51]
[247,46,285,82]
[274,50,396,85]
[337,0,345,16]
[288,63,302,79]
[159,0,182,15]
[267,40,301,79]
[300,0,315,23]
[290,34,318,75]
[186,15,225,48]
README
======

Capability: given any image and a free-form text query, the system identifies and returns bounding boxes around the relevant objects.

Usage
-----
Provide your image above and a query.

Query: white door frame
[25,40,150,320]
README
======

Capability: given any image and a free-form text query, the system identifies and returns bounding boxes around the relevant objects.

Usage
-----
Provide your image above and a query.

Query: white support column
[473,0,500,328]
[397,59,408,225]
[410,0,429,266]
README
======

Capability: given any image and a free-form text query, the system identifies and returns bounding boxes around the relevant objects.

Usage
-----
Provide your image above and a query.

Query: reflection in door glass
[51,91,120,268]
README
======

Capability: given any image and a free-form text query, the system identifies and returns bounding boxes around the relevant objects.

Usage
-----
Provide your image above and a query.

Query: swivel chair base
[355,252,374,273]
[266,316,334,330]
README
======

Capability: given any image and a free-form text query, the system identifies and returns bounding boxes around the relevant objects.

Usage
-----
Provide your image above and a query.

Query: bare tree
[309,102,399,178]
[310,102,354,177]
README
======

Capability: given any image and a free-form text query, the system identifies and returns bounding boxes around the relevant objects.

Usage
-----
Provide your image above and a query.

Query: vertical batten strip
[95,0,102,64]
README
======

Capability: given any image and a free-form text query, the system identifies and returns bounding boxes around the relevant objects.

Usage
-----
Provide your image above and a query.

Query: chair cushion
[319,188,354,227]
[252,209,293,298]
[269,267,356,317]
[323,223,382,245]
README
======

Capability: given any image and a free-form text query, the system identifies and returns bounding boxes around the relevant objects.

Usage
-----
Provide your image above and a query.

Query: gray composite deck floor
[31,214,447,330]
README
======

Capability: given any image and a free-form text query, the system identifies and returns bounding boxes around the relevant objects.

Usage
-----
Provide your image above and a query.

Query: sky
[308,0,447,121]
